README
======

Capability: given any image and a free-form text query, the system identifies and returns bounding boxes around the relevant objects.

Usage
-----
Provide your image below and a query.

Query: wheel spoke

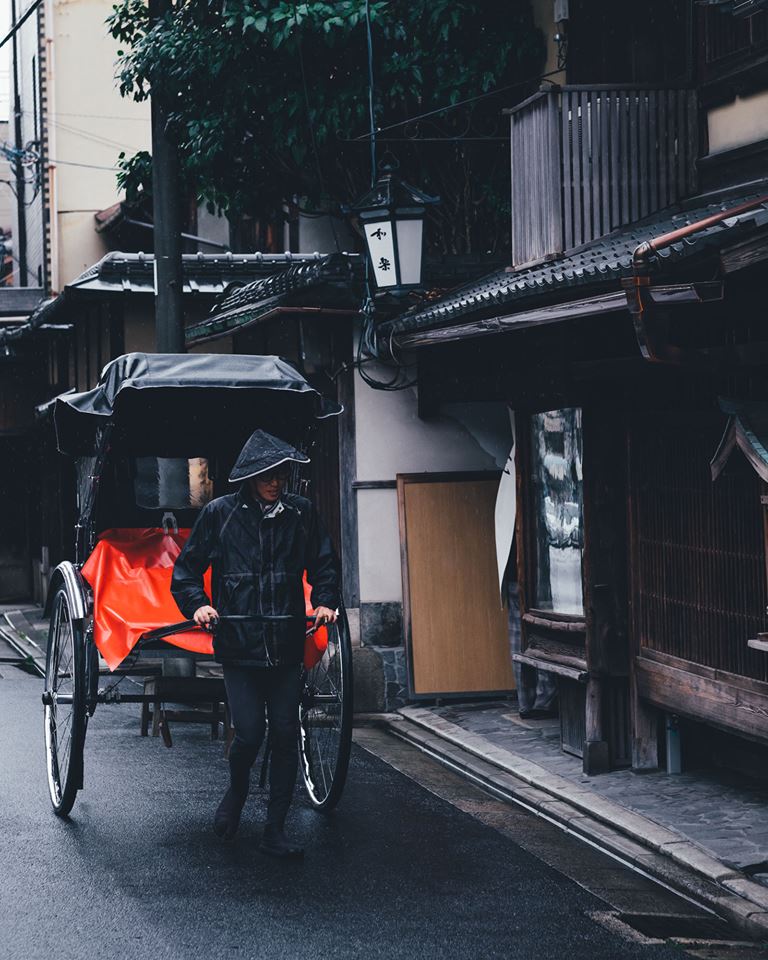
[299,619,349,808]
[44,588,85,815]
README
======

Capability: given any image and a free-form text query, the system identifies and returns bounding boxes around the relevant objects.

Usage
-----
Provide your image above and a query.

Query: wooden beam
[396,291,628,349]
[635,654,768,743]
[721,234,768,274]
[512,653,588,683]
[522,612,587,633]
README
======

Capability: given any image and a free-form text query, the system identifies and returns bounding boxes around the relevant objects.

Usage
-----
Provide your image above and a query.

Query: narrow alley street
[0,657,761,960]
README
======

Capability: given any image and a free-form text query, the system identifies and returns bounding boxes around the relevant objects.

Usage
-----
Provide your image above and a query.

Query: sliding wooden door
[398,472,516,698]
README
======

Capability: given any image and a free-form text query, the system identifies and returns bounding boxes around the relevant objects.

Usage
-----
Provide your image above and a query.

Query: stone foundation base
[352,644,408,713]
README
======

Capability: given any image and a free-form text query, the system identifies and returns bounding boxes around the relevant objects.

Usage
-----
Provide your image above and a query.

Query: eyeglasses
[257,468,291,483]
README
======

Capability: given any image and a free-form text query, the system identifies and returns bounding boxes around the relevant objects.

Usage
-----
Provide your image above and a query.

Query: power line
[0,0,44,52]
[352,67,564,141]
[23,107,150,123]
[49,117,145,153]
[47,157,120,171]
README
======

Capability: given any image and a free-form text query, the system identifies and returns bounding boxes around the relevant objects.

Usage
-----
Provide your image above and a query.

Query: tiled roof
[0,251,362,346]
[381,183,768,338]
[185,253,365,344]
[68,251,347,296]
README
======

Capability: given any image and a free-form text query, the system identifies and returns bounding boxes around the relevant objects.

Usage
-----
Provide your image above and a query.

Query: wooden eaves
[392,282,723,350]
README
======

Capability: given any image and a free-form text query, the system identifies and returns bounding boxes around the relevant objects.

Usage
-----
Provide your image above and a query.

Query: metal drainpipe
[632,193,768,271]
[626,193,768,362]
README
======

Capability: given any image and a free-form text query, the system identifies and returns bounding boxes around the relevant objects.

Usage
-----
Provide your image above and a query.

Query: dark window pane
[530,408,584,615]
[133,457,213,510]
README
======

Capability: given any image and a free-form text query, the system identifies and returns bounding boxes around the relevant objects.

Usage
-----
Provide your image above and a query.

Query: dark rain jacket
[171,487,340,666]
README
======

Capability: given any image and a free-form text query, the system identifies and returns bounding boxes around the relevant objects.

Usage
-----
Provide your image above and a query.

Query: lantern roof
[351,165,439,214]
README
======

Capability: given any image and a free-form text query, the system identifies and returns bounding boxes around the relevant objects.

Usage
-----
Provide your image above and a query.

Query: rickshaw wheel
[44,587,86,816]
[298,606,353,812]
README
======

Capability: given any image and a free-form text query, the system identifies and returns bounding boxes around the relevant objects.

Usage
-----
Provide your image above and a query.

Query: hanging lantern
[350,164,439,294]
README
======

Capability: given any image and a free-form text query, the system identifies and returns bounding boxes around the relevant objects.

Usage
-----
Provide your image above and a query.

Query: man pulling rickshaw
[172,429,340,857]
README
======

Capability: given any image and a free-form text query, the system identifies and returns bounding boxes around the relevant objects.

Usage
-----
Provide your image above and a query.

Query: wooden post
[149,0,185,353]
[583,674,609,774]
[626,419,660,770]
[630,667,659,769]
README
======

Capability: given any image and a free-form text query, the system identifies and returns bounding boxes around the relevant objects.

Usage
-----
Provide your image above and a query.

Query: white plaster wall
[707,90,768,155]
[355,365,510,481]
[292,213,356,255]
[354,358,512,604]
[58,210,109,282]
[49,0,151,287]
[196,205,230,251]
[357,489,404,603]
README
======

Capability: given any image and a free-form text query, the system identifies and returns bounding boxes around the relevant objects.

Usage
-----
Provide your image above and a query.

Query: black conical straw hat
[228,429,310,482]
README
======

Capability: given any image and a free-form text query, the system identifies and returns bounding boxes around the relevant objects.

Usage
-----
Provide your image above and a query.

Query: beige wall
[707,90,768,155]
[0,122,13,235]
[47,0,151,290]
[532,0,565,85]
[123,300,155,353]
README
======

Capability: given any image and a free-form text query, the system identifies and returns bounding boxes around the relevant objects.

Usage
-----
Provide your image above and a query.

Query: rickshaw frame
[42,353,353,819]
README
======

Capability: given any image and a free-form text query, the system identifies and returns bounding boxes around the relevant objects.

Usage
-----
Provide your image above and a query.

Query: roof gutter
[624,193,768,362]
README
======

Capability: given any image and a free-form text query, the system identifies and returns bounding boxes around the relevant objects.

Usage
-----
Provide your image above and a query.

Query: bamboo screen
[629,416,768,682]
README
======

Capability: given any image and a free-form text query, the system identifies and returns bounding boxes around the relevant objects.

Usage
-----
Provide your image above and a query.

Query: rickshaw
[42,352,353,818]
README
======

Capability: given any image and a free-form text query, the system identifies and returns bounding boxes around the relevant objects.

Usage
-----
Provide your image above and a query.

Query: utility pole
[149,0,185,352]
[10,0,29,287]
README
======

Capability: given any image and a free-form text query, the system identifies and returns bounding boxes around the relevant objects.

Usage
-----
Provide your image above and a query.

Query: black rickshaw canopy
[54,352,342,456]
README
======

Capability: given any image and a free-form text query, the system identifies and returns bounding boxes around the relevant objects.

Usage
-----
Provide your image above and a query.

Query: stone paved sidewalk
[425,700,768,887]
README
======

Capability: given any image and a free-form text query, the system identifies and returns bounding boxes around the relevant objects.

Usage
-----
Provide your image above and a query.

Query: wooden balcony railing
[509,86,699,268]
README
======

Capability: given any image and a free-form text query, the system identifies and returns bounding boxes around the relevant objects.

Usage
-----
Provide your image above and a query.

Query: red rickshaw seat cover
[81,528,328,672]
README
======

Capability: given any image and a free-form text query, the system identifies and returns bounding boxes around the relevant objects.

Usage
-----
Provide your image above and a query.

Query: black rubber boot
[213,755,251,841]
[258,824,304,859]
[213,787,247,841]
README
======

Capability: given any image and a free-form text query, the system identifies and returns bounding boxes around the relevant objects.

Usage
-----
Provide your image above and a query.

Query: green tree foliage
[108,0,544,254]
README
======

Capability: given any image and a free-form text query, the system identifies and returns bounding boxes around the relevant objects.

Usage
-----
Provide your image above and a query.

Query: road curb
[370,708,768,941]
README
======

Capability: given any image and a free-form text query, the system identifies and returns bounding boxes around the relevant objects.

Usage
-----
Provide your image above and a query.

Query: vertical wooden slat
[580,91,592,244]
[509,113,517,263]
[620,91,629,227]
[549,90,564,258]
[562,90,573,251]
[677,89,687,199]
[592,91,603,239]
[598,92,608,237]
[658,90,668,208]
[687,88,699,195]
[648,90,659,213]
[629,91,639,223]
[666,89,678,204]
[638,91,649,218]
[610,91,620,231]
[572,93,583,247]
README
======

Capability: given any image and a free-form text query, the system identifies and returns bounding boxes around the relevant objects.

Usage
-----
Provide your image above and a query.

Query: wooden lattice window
[628,413,768,682]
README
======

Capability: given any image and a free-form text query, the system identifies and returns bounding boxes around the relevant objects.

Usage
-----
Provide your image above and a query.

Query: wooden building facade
[378,0,768,772]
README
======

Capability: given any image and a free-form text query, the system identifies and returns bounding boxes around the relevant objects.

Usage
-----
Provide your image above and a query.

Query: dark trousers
[223,663,302,829]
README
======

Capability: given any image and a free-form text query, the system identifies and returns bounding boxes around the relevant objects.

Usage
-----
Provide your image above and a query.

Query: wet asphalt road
[1,669,692,960]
